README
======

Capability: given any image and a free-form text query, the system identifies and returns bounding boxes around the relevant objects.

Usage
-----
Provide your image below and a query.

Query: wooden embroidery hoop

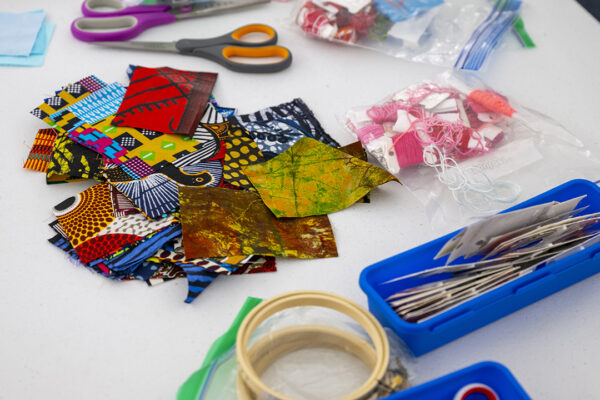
[236,291,390,400]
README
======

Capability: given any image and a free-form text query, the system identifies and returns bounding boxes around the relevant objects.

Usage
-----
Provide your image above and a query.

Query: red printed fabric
[76,233,142,264]
[111,67,218,137]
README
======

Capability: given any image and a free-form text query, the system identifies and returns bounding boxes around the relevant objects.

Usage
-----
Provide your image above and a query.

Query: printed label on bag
[458,139,542,180]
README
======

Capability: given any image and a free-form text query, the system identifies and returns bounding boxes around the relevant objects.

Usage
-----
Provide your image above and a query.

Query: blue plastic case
[360,179,600,356]
[382,361,530,399]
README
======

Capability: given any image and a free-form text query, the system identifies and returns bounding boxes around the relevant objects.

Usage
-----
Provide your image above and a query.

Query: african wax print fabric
[228,98,339,159]
[222,124,265,190]
[30,75,109,182]
[23,128,57,172]
[112,66,217,137]
[53,183,176,263]
[105,159,224,219]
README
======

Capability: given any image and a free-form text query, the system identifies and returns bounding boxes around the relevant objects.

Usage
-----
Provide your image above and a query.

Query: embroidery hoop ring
[236,290,390,400]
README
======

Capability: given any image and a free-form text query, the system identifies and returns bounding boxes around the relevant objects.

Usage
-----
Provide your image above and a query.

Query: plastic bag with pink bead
[345,72,600,228]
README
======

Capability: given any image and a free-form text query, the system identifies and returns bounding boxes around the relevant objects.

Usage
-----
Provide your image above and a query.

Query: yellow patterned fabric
[87,115,207,168]
[222,125,265,190]
[31,76,226,182]
[31,76,106,131]
[55,183,115,247]
[46,130,104,182]
[31,76,108,182]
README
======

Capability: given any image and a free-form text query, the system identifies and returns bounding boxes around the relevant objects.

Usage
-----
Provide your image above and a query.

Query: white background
[0,0,599,399]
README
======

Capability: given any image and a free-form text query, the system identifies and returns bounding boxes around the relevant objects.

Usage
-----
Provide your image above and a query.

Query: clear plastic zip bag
[292,0,530,70]
[345,71,600,228]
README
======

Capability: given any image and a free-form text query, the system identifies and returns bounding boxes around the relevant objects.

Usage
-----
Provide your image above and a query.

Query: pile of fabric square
[24,66,397,303]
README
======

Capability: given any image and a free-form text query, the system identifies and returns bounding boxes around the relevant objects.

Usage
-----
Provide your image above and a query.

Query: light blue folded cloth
[0,22,55,67]
[0,9,46,56]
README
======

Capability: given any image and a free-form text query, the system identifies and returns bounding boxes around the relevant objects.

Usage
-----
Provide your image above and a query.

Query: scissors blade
[94,41,179,53]
[175,0,270,19]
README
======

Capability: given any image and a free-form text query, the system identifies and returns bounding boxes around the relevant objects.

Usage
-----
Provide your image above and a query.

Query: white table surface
[1,1,599,399]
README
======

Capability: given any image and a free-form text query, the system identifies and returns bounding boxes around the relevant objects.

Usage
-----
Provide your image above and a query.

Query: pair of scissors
[93,24,293,73]
[71,0,270,42]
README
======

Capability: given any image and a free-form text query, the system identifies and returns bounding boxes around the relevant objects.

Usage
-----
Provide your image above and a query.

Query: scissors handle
[72,13,176,42]
[223,24,278,46]
[81,0,171,17]
[183,44,292,73]
[173,24,290,73]
[175,24,278,51]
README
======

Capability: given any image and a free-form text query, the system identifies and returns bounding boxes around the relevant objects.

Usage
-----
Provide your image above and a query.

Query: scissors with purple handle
[71,0,270,42]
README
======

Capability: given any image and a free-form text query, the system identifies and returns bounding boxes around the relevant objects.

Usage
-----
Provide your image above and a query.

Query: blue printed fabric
[48,221,112,277]
[135,260,164,281]
[48,233,80,263]
[107,160,224,219]
[66,82,127,124]
[49,220,217,303]
[97,224,182,275]
[174,262,219,303]
[228,98,339,160]
[373,0,443,22]
[241,119,309,160]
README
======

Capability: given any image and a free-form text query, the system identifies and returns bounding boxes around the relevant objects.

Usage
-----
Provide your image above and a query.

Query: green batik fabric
[242,138,398,218]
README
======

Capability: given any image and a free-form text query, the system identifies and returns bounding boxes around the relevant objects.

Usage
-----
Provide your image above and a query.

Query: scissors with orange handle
[93,24,292,73]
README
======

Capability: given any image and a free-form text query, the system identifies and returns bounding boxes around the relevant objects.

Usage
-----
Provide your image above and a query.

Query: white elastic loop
[423,144,521,212]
